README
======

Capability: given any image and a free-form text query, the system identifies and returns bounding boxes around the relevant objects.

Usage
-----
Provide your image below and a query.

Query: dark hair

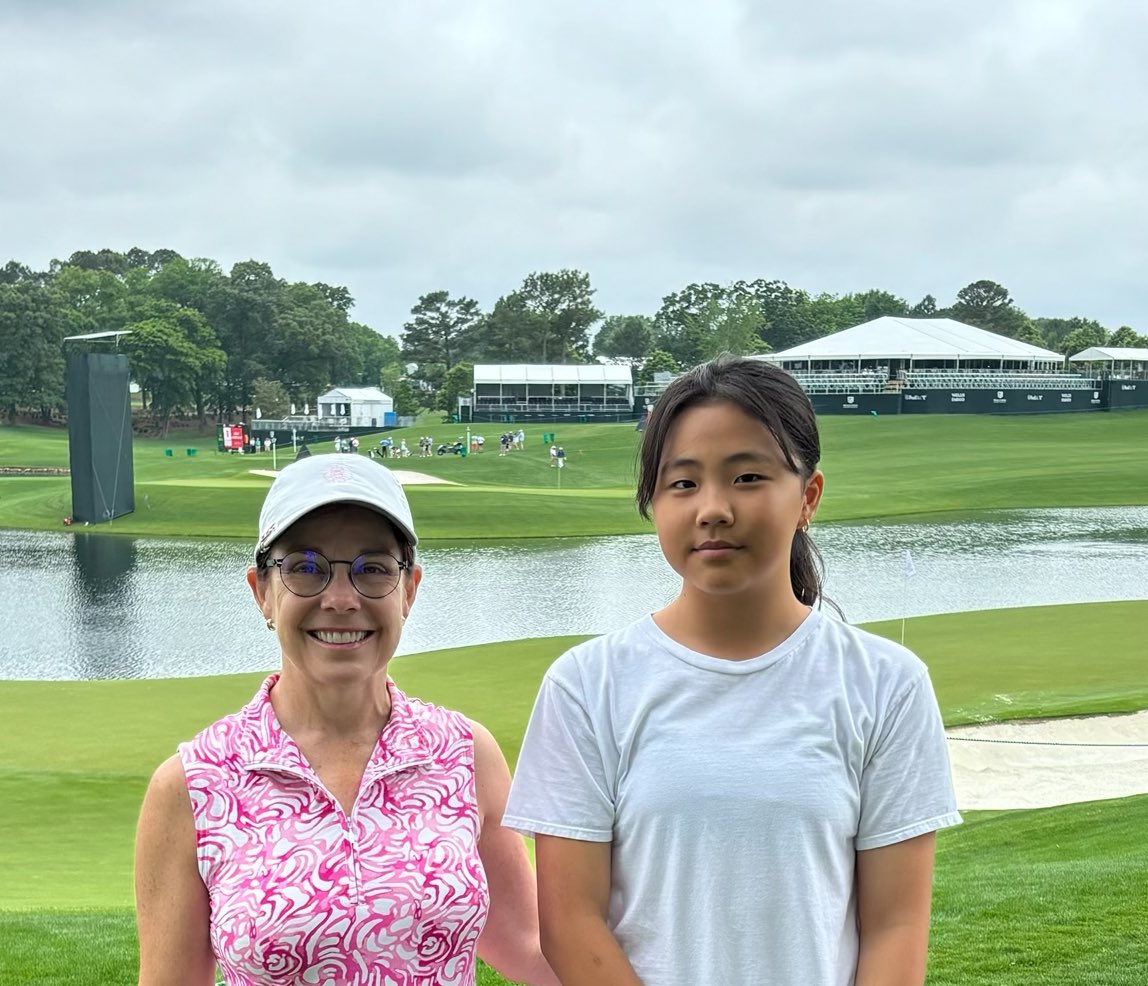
[636,355,835,611]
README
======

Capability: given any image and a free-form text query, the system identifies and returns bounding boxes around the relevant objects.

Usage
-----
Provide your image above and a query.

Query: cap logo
[323,463,354,484]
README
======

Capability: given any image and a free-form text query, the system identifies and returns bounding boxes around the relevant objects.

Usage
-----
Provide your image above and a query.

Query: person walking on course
[504,356,960,986]
[135,454,557,986]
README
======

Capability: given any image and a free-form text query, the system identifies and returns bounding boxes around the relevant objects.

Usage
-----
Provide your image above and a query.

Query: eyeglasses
[263,550,410,599]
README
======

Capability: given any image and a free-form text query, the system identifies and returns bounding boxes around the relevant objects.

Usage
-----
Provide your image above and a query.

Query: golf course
[2,409,1148,539]
[2,410,1147,984]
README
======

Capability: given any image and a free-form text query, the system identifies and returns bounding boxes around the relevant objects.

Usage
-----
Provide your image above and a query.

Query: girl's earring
[799,521,810,534]
[265,618,276,631]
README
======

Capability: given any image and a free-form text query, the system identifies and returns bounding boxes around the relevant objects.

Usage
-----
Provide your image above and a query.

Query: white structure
[473,364,633,413]
[315,386,394,427]
[756,317,1063,369]
[1069,347,1148,378]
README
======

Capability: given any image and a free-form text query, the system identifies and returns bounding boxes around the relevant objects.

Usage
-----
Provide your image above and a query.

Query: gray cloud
[2,0,1147,335]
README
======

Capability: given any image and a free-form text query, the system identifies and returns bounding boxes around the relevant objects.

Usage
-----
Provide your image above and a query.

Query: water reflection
[1,505,1146,680]
[73,533,137,599]
[68,534,140,678]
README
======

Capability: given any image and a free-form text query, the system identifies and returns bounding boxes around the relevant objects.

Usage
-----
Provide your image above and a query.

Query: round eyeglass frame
[262,550,410,599]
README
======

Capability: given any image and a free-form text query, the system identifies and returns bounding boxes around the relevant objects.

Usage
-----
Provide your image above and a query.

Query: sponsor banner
[219,424,247,450]
[900,390,1104,414]
[1105,379,1148,409]
[808,394,901,416]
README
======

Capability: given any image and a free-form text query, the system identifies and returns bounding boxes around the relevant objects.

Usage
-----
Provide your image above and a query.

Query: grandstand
[470,364,636,422]
[784,370,890,394]
[748,317,1148,414]
[899,370,1095,391]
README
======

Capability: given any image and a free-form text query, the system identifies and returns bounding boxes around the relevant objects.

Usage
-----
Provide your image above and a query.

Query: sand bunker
[947,710,1148,811]
[248,468,458,485]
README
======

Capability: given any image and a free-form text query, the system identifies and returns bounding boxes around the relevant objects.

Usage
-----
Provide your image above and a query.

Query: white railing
[784,371,889,394]
[900,372,1095,391]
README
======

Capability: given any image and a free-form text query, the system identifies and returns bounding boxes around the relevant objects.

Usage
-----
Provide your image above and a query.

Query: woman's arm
[134,755,217,986]
[471,721,559,986]
[535,835,643,986]
[855,832,937,986]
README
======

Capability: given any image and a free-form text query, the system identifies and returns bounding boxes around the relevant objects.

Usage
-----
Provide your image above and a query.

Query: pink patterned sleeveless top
[178,675,490,985]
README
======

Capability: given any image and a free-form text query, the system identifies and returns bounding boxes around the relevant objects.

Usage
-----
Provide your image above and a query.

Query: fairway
[2,410,1147,539]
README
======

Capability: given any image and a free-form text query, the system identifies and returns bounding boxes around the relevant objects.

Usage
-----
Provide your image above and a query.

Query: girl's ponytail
[790,527,826,609]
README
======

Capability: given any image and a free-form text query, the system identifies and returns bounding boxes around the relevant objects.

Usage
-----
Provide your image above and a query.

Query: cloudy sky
[3,0,1147,336]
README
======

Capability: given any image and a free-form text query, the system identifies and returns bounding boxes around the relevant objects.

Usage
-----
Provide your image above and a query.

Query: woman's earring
[265,618,276,631]
[799,521,810,534]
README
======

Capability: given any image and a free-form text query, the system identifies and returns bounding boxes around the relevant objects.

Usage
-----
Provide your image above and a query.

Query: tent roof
[1069,346,1148,362]
[317,387,390,401]
[63,330,132,342]
[474,363,633,384]
[757,317,1063,363]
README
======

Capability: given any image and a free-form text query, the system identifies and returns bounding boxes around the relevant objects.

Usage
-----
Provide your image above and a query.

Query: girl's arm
[134,755,217,986]
[471,721,559,986]
[535,835,643,986]
[855,832,938,986]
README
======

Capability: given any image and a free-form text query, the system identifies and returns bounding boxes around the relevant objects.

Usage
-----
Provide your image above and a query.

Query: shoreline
[3,501,1145,544]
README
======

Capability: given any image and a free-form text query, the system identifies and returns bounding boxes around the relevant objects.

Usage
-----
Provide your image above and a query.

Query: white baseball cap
[254,454,418,561]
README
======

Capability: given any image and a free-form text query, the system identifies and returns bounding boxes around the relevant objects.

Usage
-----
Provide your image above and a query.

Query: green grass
[2,410,1147,539]
[3,797,1144,984]
[3,604,1147,982]
[867,601,1148,724]
[928,797,1148,984]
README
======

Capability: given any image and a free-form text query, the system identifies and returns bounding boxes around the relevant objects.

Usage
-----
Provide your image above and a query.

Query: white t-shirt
[503,609,961,986]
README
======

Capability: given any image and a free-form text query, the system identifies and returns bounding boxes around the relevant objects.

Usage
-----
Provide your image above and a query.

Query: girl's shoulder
[810,613,934,703]
[547,616,660,675]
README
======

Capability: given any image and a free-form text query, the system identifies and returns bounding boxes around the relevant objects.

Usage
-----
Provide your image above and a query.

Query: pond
[2,506,1146,680]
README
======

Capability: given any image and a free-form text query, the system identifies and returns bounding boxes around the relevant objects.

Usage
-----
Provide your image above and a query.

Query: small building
[315,387,395,428]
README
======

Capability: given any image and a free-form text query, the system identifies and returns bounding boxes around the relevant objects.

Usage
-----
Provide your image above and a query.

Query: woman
[504,357,961,985]
[135,454,556,986]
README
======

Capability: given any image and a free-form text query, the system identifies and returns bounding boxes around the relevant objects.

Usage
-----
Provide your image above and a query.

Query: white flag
[903,549,916,578]
[291,403,296,415]
[255,407,262,419]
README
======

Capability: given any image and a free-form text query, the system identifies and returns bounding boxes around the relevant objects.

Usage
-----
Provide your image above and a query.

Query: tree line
[402,275,1145,413]
[0,249,399,431]
[2,248,1144,430]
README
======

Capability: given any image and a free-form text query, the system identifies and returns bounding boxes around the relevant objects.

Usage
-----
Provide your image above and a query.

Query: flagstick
[900,549,916,647]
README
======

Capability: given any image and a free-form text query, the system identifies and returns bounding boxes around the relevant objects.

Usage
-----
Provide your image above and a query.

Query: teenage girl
[503,356,960,986]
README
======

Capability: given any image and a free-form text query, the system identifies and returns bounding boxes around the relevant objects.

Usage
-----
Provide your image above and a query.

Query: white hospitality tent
[315,386,394,426]
[755,317,1063,370]
[1068,347,1148,377]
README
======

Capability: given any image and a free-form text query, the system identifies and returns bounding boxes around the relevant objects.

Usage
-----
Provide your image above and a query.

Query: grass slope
[928,797,1148,984]
[2,409,1147,539]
